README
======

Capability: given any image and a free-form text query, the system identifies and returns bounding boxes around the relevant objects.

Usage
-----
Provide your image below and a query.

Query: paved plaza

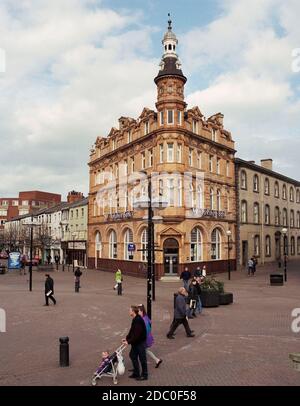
[0,261,300,386]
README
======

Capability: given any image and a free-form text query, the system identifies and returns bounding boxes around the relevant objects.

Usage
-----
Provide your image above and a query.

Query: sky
[0,0,299,199]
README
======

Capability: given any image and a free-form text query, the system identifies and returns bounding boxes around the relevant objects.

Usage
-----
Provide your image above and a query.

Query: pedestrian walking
[114,269,123,295]
[252,257,257,275]
[195,276,203,314]
[166,287,195,339]
[187,279,198,319]
[180,267,191,292]
[54,255,60,271]
[122,305,148,381]
[138,304,162,368]
[20,255,26,276]
[247,258,254,276]
[74,267,82,292]
[46,254,52,265]
[201,265,207,277]
[44,274,56,306]
[193,266,201,278]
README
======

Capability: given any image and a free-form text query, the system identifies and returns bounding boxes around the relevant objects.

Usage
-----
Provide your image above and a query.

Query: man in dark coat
[44,274,56,306]
[123,305,148,381]
[180,267,191,291]
[167,287,195,339]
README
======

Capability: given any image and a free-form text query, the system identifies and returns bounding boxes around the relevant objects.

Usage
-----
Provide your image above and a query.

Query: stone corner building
[88,19,237,278]
[235,158,300,267]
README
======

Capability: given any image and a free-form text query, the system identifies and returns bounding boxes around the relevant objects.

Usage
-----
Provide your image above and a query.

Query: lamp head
[282,228,288,235]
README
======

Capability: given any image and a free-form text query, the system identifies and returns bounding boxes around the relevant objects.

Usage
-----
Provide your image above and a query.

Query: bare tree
[34,223,53,264]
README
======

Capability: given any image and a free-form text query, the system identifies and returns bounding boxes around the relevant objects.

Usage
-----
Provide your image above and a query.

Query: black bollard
[59,337,69,367]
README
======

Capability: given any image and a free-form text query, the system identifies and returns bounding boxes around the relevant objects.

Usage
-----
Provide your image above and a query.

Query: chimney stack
[67,191,84,203]
[260,159,273,171]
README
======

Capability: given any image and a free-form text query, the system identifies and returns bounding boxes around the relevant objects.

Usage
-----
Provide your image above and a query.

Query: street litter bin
[270,273,284,286]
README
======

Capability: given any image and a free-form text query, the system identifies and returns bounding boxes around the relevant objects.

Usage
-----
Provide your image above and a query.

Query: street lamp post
[134,173,167,320]
[282,228,288,282]
[72,233,76,273]
[26,216,41,292]
[226,230,232,281]
[147,178,153,320]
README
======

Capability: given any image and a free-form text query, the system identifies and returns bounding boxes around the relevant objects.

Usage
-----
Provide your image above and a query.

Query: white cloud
[184,0,300,178]
[0,0,157,198]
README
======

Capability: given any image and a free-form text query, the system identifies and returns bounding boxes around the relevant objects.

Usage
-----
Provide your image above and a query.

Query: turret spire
[154,16,186,85]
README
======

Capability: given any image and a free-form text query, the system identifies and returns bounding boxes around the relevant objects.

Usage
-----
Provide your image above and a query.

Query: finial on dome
[168,13,172,30]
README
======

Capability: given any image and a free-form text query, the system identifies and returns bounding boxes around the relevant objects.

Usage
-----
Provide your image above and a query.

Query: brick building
[88,19,237,278]
[0,191,61,229]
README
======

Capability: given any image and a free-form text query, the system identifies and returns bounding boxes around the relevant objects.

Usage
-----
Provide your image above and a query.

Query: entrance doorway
[242,241,248,267]
[163,238,179,275]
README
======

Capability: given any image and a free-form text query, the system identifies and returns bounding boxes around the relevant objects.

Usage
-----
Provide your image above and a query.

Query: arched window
[190,227,202,262]
[265,204,270,225]
[95,231,102,259]
[265,235,271,257]
[241,201,247,223]
[253,175,259,192]
[109,230,117,259]
[189,183,195,208]
[283,208,288,227]
[196,185,203,209]
[254,203,260,224]
[290,210,295,227]
[291,236,295,256]
[217,190,221,211]
[297,237,300,255]
[264,178,270,195]
[274,181,279,198]
[290,187,295,202]
[296,189,300,203]
[241,171,247,189]
[141,229,148,262]
[275,206,280,226]
[211,228,221,260]
[210,188,214,210]
[282,184,287,200]
[297,211,300,228]
[254,235,260,257]
[124,228,133,260]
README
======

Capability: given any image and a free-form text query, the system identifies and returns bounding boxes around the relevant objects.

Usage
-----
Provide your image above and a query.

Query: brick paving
[0,260,300,386]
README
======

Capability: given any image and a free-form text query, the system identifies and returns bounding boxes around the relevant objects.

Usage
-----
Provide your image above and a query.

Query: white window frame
[177,144,182,163]
[160,111,164,126]
[167,143,174,163]
[159,144,164,163]
[167,110,174,125]
[189,148,193,167]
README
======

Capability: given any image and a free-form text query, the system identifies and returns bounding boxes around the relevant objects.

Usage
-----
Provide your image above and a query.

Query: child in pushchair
[92,343,126,386]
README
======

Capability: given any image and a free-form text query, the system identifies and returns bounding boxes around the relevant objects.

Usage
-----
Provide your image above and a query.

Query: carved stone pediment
[160,226,182,237]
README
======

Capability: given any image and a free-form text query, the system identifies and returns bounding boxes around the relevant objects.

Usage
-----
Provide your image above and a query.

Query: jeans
[129,342,148,378]
[196,295,202,314]
[117,283,122,295]
[183,280,189,292]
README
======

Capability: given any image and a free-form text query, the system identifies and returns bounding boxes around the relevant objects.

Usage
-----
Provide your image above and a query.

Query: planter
[270,273,284,286]
[219,292,233,305]
[200,290,219,308]
[38,264,54,272]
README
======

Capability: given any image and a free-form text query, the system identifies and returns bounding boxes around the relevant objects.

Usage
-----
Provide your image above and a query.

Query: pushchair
[91,343,127,386]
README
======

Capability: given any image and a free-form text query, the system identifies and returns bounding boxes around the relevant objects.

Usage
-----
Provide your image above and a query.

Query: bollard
[59,336,69,367]
[62,264,65,272]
